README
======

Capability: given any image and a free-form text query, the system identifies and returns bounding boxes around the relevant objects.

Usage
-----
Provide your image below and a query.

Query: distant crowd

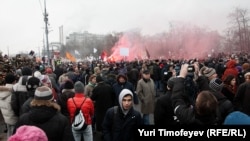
[0,51,250,141]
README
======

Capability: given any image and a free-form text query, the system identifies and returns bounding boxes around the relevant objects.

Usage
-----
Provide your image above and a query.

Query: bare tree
[227,7,250,52]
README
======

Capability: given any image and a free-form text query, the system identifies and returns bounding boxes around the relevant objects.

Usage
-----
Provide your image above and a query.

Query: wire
[38,0,44,16]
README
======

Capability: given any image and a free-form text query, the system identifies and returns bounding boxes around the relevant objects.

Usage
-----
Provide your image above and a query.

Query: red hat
[46,68,52,74]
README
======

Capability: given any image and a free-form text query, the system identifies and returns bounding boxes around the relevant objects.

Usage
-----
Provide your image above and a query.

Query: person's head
[31,86,59,111]
[74,81,84,93]
[223,74,236,86]
[94,67,101,75]
[195,90,218,116]
[96,75,104,83]
[209,78,224,92]
[244,72,250,82]
[200,66,217,80]
[5,73,16,84]
[88,74,97,84]
[117,73,127,84]
[8,125,48,141]
[119,89,133,114]
[21,66,32,76]
[166,77,175,91]
[142,70,150,79]
[26,77,42,91]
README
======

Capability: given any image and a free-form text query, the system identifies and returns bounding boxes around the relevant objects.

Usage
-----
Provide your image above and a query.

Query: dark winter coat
[14,103,74,141]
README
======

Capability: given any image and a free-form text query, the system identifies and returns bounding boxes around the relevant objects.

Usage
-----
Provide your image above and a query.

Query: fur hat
[74,81,84,93]
[209,78,224,92]
[34,86,53,100]
[200,67,216,78]
[8,125,48,141]
[26,77,41,91]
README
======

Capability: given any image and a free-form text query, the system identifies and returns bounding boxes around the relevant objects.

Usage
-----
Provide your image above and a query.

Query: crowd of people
[0,51,250,141]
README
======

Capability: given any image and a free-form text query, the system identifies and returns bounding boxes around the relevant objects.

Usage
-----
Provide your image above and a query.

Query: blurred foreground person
[13,86,74,141]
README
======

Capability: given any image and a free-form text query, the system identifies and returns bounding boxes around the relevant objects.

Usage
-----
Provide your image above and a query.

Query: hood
[0,85,13,99]
[29,106,57,123]
[116,73,127,82]
[226,60,236,69]
[118,89,133,115]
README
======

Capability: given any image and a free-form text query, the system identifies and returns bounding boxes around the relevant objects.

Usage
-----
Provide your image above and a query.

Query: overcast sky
[0,0,250,56]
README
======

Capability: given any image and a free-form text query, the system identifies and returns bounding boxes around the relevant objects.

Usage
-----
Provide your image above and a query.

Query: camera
[187,65,195,73]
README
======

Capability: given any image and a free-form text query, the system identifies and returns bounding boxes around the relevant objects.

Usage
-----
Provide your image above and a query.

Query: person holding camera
[171,64,219,125]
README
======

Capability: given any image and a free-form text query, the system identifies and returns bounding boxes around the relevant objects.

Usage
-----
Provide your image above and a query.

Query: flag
[66,52,76,62]
[74,50,80,55]
[145,47,150,59]
[93,48,97,53]
[101,51,107,60]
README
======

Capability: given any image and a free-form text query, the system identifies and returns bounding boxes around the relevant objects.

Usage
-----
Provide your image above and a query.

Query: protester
[0,73,18,139]
[154,77,179,126]
[91,75,116,133]
[8,125,48,141]
[13,86,74,141]
[67,81,94,141]
[102,89,142,141]
[136,69,155,125]
[171,64,219,125]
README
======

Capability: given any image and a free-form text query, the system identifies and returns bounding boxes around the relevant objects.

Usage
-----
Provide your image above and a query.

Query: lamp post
[44,0,50,65]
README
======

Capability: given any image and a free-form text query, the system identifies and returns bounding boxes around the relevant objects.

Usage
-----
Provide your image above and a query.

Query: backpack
[72,97,87,130]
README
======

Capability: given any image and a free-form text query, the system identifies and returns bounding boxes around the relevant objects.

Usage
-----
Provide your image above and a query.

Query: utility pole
[44,0,50,65]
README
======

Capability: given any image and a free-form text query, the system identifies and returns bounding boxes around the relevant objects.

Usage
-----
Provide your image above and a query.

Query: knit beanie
[224,111,250,125]
[8,125,48,141]
[209,78,224,92]
[34,86,54,100]
[26,77,41,91]
[74,81,84,93]
[200,67,216,78]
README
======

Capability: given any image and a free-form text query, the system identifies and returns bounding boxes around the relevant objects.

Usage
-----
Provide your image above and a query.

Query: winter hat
[26,77,41,91]
[142,69,150,74]
[21,66,32,76]
[46,67,53,74]
[96,75,104,83]
[34,86,53,100]
[244,72,250,79]
[224,111,250,125]
[34,71,42,80]
[74,81,84,93]
[209,78,224,92]
[200,67,216,78]
[64,80,74,89]
[8,125,48,141]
